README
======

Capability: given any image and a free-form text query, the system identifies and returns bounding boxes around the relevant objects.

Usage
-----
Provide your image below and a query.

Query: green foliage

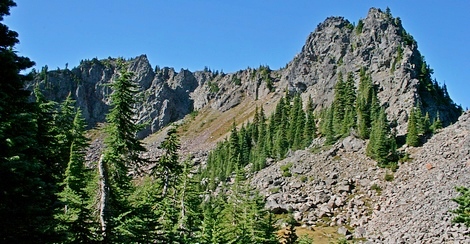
[54,109,98,243]
[323,107,336,145]
[406,107,420,147]
[356,19,364,34]
[100,61,148,241]
[280,162,294,177]
[232,76,242,86]
[391,45,403,72]
[303,102,316,147]
[259,65,274,91]
[384,172,394,182]
[356,68,376,139]
[281,214,298,244]
[406,106,434,147]
[431,111,443,133]
[0,2,60,240]
[451,186,470,229]
[370,184,382,194]
[208,80,220,93]
[366,108,397,165]
[332,72,356,137]
[152,127,182,197]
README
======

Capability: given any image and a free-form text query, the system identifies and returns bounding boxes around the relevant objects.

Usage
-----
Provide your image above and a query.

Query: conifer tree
[292,95,305,150]
[282,214,298,244]
[303,109,316,148]
[176,159,203,243]
[55,94,79,167]
[199,195,228,244]
[415,106,425,135]
[0,2,56,240]
[252,106,260,144]
[406,107,420,147]
[287,95,300,147]
[367,108,396,165]
[332,72,346,134]
[228,121,240,169]
[154,127,182,197]
[324,107,336,145]
[431,111,443,133]
[99,60,147,242]
[55,109,96,243]
[239,124,252,166]
[423,112,431,134]
[341,72,357,135]
[451,186,470,228]
[274,125,289,159]
[356,68,375,139]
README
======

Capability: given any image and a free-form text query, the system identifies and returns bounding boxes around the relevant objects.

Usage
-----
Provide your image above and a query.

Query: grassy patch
[384,172,394,182]
[370,184,382,195]
[278,226,344,244]
[280,162,294,177]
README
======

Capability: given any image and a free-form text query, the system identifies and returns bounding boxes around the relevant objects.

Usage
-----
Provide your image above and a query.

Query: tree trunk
[98,154,109,241]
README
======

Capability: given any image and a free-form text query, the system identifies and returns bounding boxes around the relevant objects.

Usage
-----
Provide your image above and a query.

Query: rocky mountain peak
[29,7,461,139]
[283,7,460,135]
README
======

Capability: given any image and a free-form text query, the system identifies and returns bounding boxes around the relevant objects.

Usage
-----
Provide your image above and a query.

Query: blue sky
[5,1,470,109]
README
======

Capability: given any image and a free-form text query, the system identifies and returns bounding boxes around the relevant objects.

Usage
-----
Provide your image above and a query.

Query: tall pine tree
[99,60,147,242]
[0,1,58,241]
[55,109,97,243]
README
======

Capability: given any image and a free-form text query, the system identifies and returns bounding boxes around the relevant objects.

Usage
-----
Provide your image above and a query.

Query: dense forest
[1,1,469,243]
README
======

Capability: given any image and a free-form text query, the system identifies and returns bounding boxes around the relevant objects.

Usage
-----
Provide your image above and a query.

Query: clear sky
[4,1,470,109]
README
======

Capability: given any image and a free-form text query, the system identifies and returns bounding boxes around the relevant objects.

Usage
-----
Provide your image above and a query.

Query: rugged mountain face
[29,8,460,139]
[281,8,459,134]
[28,7,468,243]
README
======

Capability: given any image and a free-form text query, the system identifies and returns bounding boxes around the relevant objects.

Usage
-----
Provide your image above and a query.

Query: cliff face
[29,8,460,138]
[281,8,460,134]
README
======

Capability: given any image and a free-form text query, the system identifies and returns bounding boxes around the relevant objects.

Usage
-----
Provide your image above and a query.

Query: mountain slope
[28,7,468,242]
[29,8,460,142]
[364,111,470,242]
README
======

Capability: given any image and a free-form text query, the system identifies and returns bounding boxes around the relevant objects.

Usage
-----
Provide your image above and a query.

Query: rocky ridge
[29,7,468,242]
[29,8,459,140]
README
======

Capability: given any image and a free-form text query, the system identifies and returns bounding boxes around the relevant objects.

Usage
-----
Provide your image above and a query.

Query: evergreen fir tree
[0,2,57,240]
[303,109,316,148]
[451,186,470,228]
[367,108,396,165]
[55,109,96,243]
[293,95,306,150]
[341,72,357,135]
[406,107,420,147]
[324,107,336,145]
[287,95,300,147]
[282,214,298,244]
[99,60,147,242]
[332,72,346,134]
[274,125,289,159]
[431,111,443,133]
[176,159,203,243]
[229,121,240,169]
[154,127,182,197]
[356,68,374,139]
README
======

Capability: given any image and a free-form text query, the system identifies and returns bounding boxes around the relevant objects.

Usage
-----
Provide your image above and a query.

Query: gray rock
[338,226,350,235]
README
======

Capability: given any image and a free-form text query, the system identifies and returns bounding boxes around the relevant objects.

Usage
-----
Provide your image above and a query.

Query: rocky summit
[30,8,460,139]
[30,7,468,243]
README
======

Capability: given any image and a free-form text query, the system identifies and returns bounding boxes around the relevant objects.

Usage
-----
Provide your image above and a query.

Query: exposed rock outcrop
[28,8,460,139]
